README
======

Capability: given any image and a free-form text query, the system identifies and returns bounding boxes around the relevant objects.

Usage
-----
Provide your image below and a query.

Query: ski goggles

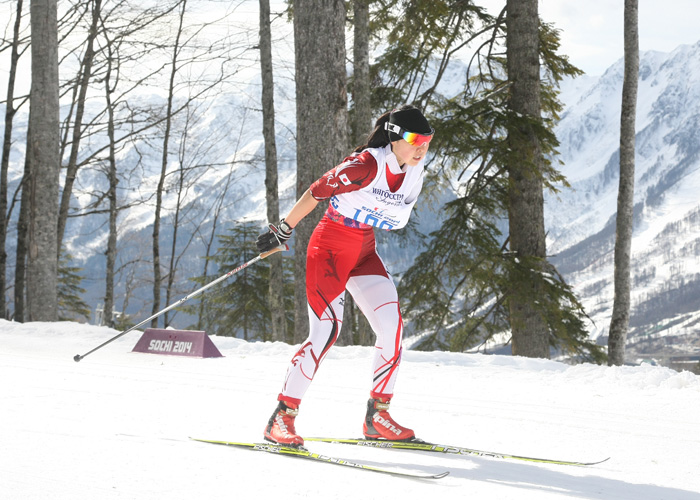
[385,122,434,147]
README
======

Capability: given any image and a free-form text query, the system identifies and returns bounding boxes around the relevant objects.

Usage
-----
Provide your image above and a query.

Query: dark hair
[353,104,430,153]
[353,109,392,153]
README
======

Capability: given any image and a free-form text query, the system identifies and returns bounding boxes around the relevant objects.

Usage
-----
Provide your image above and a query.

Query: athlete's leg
[268,302,346,446]
[347,270,414,440]
[277,219,370,405]
[346,273,404,399]
[278,291,345,404]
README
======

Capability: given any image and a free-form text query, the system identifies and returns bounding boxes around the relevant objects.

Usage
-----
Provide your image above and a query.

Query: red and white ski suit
[278,144,425,406]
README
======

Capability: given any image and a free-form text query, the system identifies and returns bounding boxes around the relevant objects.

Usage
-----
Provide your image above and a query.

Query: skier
[256,105,434,447]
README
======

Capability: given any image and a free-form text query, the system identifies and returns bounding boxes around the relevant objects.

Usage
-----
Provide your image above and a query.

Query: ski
[304,437,610,467]
[190,438,449,480]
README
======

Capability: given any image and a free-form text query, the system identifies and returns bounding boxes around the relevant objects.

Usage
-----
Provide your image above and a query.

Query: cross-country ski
[304,437,610,467]
[190,438,449,480]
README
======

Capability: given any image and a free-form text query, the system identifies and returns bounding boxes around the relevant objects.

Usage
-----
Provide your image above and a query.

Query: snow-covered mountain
[546,41,700,365]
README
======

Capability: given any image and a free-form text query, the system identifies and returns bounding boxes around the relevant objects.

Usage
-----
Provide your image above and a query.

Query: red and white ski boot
[363,397,415,441]
[264,401,304,447]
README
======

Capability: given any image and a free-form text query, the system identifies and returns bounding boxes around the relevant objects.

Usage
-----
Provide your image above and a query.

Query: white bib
[330,145,425,230]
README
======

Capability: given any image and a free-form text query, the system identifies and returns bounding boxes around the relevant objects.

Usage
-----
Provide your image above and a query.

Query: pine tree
[57,254,91,321]
[370,1,604,362]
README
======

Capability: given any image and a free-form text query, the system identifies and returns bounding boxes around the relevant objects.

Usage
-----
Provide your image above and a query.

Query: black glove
[256,219,293,253]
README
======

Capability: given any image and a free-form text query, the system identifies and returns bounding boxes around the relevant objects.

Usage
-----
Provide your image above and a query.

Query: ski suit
[278,144,425,405]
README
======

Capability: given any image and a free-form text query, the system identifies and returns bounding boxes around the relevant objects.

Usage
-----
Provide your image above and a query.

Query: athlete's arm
[283,151,378,228]
[309,151,378,200]
[283,188,319,228]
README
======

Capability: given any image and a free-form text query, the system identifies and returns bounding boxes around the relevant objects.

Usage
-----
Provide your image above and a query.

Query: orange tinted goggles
[385,123,434,146]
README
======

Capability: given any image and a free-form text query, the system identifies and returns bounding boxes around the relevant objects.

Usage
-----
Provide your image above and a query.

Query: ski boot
[264,401,304,447]
[363,397,415,441]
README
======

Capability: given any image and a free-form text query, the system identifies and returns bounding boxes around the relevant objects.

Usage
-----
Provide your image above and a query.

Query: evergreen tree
[57,254,91,321]
[369,1,604,362]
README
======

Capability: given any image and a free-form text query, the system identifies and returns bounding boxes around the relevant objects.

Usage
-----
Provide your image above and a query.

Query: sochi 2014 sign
[132,328,223,358]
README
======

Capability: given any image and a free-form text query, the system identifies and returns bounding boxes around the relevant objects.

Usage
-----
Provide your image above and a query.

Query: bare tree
[151,0,187,326]
[259,0,287,342]
[292,0,349,342]
[608,0,639,366]
[5,0,252,324]
[0,0,27,318]
[101,15,119,328]
[26,0,60,321]
[56,0,102,254]
[85,0,186,326]
[163,103,221,327]
[13,144,30,321]
[189,105,254,333]
[505,0,549,357]
[149,0,241,327]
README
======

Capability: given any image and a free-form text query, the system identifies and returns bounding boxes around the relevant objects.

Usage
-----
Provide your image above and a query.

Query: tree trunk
[506,0,549,358]
[27,0,60,322]
[14,148,31,322]
[152,0,186,327]
[292,0,349,343]
[341,0,373,347]
[351,0,371,146]
[103,39,118,328]
[0,0,25,318]
[608,0,639,366]
[259,0,288,343]
[164,134,188,327]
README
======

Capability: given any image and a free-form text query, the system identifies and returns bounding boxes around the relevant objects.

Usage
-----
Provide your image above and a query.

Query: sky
[2,0,699,94]
[523,0,699,75]
[254,0,700,77]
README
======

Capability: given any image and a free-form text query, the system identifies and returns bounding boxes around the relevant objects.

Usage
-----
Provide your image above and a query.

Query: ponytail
[353,110,392,153]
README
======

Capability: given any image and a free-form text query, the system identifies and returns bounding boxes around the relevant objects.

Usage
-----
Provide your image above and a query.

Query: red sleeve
[309,150,378,200]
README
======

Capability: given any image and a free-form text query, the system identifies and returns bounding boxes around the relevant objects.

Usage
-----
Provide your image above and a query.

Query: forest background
[1,0,699,370]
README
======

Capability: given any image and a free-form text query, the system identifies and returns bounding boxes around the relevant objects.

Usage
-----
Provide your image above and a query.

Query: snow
[2,320,700,499]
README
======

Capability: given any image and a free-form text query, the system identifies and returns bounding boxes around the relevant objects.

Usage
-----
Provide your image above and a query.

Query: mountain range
[547,40,700,366]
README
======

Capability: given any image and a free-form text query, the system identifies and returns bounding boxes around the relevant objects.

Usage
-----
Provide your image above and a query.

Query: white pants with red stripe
[277,217,404,405]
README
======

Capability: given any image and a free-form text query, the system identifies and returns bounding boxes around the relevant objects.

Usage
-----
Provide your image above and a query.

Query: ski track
[1,319,700,499]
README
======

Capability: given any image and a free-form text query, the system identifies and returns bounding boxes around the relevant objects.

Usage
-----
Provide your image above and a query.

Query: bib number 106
[351,209,394,230]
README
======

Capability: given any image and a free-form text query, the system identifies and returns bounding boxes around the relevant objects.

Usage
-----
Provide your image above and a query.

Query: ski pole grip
[260,243,288,259]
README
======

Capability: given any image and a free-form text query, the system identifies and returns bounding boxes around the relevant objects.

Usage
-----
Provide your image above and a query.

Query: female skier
[256,105,434,447]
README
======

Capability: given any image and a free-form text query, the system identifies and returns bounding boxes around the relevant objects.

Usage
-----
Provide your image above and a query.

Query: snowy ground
[2,319,699,500]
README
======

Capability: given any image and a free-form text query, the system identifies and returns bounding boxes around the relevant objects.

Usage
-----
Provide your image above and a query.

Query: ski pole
[73,244,288,362]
